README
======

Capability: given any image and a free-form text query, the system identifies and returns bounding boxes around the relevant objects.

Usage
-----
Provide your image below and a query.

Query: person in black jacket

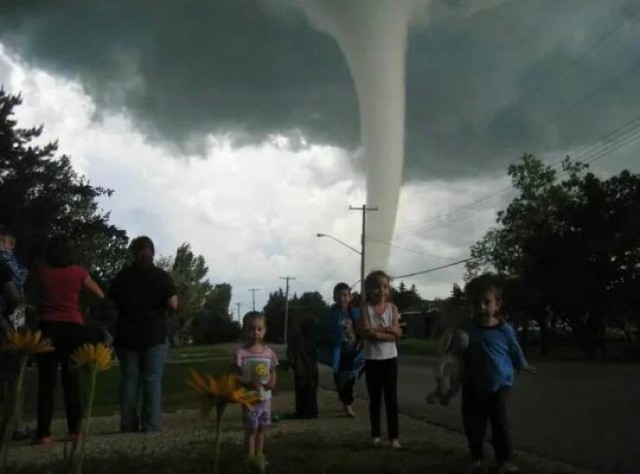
[287,314,318,419]
[109,236,178,433]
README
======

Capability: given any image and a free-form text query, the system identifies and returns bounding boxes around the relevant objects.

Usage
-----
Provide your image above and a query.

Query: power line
[396,110,640,235]
[349,204,378,297]
[395,6,640,234]
[390,131,640,280]
[364,235,459,261]
[248,288,259,311]
[390,124,640,279]
[526,4,640,99]
[392,257,476,279]
[236,302,242,324]
[551,57,640,124]
[279,276,296,345]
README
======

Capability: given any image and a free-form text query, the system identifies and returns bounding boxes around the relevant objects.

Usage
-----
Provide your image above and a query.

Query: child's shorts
[243,399,272,429]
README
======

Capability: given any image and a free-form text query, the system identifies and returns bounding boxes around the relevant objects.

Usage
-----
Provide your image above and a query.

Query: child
[0,227,27,329]
[362,270,402,449]
[235,312,278,469]
[0,228,30,441]
[462,274,536,474]
[317,282,364,418]
[287,314,318,419]
[426,328,468,406]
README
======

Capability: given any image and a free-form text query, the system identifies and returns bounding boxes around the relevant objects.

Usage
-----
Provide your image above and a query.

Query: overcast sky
[1,0,639,312]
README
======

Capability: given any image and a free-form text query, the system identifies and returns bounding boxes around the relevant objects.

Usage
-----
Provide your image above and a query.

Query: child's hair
[242,311,266,330]
[464,273,504,304]
[363,270,391,303]
[0,225,16,244]
[333,282,350,298]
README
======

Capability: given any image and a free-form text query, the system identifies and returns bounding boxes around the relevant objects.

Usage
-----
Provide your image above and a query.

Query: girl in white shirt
[362,270,402,449]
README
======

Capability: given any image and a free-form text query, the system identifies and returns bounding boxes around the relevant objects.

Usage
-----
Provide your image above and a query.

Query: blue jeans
[116,343,168,432]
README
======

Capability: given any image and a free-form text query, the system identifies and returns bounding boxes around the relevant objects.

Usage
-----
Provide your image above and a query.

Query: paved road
[318,356,640,474]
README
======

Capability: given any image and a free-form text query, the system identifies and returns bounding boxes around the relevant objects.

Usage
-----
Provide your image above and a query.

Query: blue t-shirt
[463,320,527,394]
[317,305,362,372]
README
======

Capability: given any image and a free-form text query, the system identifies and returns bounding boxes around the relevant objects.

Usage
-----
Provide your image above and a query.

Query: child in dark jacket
[287,314,319,419]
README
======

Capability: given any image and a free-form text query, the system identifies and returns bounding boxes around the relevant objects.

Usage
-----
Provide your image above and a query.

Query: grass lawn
[21,349,294,420]
[167,344,231,362]
[397,338,439,356]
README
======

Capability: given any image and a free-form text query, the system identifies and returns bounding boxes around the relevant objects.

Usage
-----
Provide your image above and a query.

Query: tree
[263,289,287,342]
[289,291,328,338]
[0,89,129,284]
[193,283,241,344]
[390,281,422,313]
[467,153,640,356]
[158,243,212,346]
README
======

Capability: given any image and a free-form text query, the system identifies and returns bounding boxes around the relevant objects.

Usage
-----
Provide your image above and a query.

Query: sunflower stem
[212,403,227,474]
[0,355,27,469]
[73,363,98,474]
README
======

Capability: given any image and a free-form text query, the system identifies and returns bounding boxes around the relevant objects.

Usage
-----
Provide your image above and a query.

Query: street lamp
[316,232,363,295]
[316,233,361,255]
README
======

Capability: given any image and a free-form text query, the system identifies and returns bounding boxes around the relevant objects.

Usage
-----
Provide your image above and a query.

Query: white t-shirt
[235,345,278,401]
[363,303,398,360]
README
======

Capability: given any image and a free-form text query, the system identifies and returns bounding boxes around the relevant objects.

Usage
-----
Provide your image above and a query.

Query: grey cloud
[0,0,638,179]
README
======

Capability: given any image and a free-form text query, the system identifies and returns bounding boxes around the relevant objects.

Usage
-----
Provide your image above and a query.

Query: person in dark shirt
[109,236,178,433]
[287,314,319,419]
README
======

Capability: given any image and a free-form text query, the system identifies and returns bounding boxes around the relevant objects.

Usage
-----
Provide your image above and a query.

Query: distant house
[400,308,442,339]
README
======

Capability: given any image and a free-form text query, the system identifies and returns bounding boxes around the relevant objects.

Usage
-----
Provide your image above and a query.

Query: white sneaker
[372,437,382,446]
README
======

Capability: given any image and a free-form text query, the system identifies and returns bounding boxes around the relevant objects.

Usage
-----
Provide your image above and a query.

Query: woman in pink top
[35,236,104,444]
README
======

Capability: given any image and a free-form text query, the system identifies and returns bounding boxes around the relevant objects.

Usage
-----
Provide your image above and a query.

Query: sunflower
[188,370,260,411]
[1,328,54,355]
[187,370,262,474]
[72,343,113,372]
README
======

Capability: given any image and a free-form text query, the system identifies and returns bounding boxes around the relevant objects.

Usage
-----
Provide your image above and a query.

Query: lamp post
[316,233,361,255]
[316,232,363,295]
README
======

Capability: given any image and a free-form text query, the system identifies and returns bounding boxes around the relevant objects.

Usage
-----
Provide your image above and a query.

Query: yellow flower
[188,370,261,410]
[1,328,54,355]
[72,343,113,372]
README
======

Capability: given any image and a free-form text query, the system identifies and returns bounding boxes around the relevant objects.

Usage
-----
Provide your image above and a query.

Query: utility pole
[248,288,259,311]
[349,204,378,297]
[236,302,242,324]
[280,276,296,345]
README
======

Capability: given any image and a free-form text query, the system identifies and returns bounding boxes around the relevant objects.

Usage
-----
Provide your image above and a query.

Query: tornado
[290,0,505,272]
[294,0,430,272]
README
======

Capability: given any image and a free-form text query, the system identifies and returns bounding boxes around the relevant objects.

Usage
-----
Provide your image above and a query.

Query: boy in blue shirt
[317,283,364,417]
[462,274,536,474]
[0,227,27,328]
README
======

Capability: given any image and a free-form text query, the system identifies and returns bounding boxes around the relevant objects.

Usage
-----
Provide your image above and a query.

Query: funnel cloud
[290,0,512,271]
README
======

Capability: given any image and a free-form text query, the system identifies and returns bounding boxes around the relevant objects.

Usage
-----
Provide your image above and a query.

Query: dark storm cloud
[0,0,638,179]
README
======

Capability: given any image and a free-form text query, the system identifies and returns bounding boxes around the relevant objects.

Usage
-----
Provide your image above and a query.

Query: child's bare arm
[265,368,277,391]
[369,330,397,341]
[388,304,403,339]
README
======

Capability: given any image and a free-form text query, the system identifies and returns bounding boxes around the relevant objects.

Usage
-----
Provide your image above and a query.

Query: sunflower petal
[188,369,210,394]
